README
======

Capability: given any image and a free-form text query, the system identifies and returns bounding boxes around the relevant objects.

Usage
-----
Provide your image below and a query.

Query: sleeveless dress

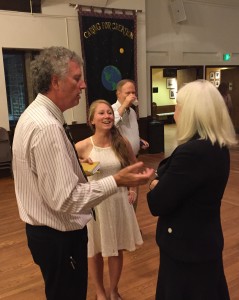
[87,137,143,257]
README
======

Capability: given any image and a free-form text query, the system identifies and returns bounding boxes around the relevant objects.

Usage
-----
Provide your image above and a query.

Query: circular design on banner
[101,65,122,91]
[119,48,124,54]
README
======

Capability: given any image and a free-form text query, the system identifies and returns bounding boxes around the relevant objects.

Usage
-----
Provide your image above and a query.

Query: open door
[221,68,239,132]
[150,65,204,121]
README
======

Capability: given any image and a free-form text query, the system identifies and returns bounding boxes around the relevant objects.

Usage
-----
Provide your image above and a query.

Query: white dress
[87,137,143,257]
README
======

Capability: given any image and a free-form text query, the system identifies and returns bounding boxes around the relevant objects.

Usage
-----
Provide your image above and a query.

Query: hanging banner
[78,8,137,106]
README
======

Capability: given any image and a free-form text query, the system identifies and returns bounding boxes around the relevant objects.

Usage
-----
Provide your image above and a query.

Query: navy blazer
[147,138,230,262]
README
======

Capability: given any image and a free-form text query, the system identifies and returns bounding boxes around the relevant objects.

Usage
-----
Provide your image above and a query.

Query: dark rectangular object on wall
[0,0,41,13]
[152,87,158,93]
[163,68,177,78]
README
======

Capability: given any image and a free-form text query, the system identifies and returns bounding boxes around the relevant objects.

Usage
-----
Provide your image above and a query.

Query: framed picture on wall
[210,80,215,86]
[166,78,177,89]
[209,72,215,80]
[215,71,220,79]
[169,89,176,99]
[152,87,158,93]
[215,80,220,88]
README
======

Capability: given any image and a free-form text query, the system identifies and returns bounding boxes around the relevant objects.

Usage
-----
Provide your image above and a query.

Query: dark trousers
[26,224,88,300]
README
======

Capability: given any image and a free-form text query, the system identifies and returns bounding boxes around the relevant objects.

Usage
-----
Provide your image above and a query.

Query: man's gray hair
[31,46,83,94]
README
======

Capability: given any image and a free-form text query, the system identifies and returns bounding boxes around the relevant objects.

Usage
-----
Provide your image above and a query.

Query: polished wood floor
[0,125,238,300]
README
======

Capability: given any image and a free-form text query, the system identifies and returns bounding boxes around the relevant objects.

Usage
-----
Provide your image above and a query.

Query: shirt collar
[35,93,65,125]
[114,100,122,109]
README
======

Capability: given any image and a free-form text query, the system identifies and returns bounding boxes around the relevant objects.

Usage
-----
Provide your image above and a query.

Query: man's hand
[117,95,137,117]
[113,161,154,187]
[123,94,137,108]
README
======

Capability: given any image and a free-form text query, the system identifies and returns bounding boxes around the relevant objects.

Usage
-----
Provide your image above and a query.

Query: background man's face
[118,82,136,103]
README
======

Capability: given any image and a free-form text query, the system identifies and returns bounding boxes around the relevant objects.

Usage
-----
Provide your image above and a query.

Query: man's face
[117,82,136,104]
[57,60,86,111]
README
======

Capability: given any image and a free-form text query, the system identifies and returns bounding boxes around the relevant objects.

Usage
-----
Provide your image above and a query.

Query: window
[3,49,39,126]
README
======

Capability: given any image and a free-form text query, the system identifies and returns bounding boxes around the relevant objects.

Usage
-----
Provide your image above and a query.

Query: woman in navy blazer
[147,80,237,300]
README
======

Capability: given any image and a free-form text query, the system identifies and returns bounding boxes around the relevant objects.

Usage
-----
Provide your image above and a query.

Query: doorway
[150,65,204,121]
[205,66,239,132]
[150,65,239,133]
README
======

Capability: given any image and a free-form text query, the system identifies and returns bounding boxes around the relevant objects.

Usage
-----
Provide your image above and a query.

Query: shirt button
[168,227,173,234]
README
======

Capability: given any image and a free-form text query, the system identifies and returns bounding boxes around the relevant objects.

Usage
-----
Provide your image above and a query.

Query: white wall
[0,11,77,130]
[0,0,146,130]
[146,0,239,113]
[1,1,239,130]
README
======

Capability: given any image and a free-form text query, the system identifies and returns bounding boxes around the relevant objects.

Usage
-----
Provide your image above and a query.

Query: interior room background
[0,0,239,140]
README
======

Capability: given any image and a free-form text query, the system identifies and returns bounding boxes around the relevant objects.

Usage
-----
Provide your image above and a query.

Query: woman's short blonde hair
[176,80,237,147]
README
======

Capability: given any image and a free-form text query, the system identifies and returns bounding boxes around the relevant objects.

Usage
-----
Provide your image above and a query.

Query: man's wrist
[118,104,128,117]
[113,173,121,186]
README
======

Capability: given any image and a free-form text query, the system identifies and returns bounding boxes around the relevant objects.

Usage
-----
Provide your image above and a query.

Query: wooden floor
[0,124,238,300]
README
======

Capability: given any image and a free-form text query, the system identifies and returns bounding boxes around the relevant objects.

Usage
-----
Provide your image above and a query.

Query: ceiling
[186,0,239,6]
[44,0,239,7]
[42,0,109,6]
[1,0,239,14]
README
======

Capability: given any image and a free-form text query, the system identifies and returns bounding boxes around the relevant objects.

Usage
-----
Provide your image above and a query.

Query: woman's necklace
[92,135,112,148]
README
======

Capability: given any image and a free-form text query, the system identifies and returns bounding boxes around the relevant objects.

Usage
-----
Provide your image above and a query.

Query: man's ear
[51,75,59,89]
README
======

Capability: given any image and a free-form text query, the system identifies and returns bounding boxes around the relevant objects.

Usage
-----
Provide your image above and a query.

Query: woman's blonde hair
[88,99,131,167]
[176,80,237,147]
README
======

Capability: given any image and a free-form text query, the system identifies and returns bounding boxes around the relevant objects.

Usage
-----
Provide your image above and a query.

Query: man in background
[12,47,154,300]
[112,79,149,211]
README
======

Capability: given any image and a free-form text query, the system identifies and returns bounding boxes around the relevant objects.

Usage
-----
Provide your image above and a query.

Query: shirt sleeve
[31,124,118,214]
[112,103,122,126]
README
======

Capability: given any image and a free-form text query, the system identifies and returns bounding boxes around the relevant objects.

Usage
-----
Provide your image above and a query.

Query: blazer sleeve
[147,144,205,216]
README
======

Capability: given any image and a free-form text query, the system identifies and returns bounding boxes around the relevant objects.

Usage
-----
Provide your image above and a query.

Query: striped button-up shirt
[12,94,117,231]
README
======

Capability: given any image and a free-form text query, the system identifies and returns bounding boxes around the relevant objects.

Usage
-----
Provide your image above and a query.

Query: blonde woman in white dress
[75,100,143,300]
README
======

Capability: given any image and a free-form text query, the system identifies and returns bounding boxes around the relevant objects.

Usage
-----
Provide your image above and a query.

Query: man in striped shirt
[12,47,154,300]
